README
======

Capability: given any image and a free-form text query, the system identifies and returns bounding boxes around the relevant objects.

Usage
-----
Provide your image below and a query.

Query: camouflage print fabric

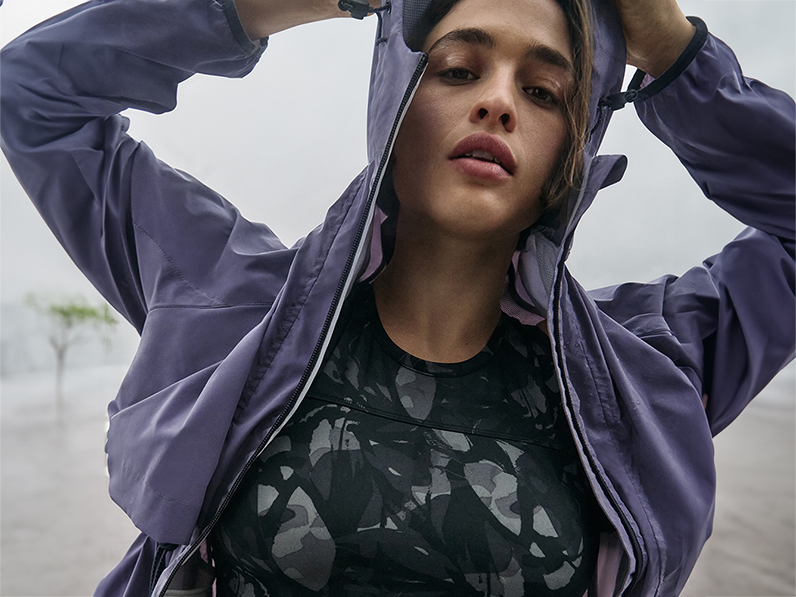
[211,284,605,596]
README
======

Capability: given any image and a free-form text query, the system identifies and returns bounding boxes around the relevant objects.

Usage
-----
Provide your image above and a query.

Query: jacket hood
[360,0,630,315]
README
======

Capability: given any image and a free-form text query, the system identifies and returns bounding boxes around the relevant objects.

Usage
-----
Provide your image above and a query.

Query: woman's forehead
[422,0,572,60]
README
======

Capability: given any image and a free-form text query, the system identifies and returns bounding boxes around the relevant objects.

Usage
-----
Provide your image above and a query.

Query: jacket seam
[635,327,673,338]
[235,267,314,417]
[122,146,148,331]
[235,194,357,418]
[132,222,231,309]
[119,462,199,508]
[575,327,665,591]
[148,302,274,311]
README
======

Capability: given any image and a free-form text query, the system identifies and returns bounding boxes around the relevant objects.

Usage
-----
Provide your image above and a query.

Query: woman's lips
[449,133,516,181]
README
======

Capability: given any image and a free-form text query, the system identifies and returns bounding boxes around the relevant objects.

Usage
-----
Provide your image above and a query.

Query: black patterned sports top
[210,283,605,596]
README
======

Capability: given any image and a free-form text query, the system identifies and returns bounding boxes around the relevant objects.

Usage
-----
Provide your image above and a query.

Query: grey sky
[1,0,794,303]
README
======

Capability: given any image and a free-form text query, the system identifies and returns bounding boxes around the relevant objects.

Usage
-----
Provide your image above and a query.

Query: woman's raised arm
[235,0,378,39]
[0,0,300,331]
[592,5,794,433]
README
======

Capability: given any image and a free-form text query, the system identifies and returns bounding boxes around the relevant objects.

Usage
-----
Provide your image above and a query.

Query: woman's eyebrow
[526,43,573,75]
[427,27,573,76]
[427,28,494,54]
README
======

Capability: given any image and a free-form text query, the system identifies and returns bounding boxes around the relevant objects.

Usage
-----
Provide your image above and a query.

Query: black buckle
[338,0,372,20]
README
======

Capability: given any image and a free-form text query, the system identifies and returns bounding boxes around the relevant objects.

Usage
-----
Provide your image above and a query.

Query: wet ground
[2,364,794,596]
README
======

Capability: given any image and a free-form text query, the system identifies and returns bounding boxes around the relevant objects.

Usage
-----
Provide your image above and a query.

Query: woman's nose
[469,73,517,132]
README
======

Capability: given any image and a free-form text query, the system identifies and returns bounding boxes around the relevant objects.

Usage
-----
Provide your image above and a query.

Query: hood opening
[360,0,630,313]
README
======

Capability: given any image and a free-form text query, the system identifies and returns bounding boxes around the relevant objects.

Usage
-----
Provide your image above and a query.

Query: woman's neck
[372,217,518,363]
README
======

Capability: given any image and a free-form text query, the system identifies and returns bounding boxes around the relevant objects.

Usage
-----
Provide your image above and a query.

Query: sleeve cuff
[217,0,269,54]
[599,16,708,112]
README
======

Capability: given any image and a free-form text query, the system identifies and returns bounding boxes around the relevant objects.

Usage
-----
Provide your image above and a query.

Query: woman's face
[392,0,573,241]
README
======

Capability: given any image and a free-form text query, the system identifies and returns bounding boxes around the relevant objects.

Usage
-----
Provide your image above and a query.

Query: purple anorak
[1,0,794,594]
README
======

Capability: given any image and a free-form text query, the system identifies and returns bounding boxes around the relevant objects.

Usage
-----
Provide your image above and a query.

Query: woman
[1,0,793,594]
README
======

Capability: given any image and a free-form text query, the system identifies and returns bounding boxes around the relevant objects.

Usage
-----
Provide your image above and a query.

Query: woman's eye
[525,86,558,105]
[440,68,476,82]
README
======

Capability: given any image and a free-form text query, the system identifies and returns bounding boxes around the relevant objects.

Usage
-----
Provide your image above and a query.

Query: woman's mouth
[461,149,506,167]
[449,133,516,180]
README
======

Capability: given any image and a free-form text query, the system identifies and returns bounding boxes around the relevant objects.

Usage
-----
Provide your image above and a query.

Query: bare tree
[25,295,117,415]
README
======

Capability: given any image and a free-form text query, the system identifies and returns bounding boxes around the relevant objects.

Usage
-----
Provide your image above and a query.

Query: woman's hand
[612,0,696,78]
[235,0,380,40]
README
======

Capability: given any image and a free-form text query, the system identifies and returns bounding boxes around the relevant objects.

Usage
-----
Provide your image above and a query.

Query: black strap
[148,542,178,596]
[338,0,390,20]
[338,0,391,43]
[599,16,709,112]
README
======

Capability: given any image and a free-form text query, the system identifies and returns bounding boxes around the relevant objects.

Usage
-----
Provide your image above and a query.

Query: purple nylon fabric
[1,0,794,595]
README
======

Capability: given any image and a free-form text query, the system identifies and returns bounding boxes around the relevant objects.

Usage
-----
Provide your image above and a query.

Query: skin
[234,0,694,75]
[235,0,379,38]
[615,0,695,78]
[233,0,695,361]
[374,0,572,362]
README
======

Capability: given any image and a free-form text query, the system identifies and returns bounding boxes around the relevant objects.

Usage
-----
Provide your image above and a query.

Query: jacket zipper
[156,53,429,597]
[552,232,644,596]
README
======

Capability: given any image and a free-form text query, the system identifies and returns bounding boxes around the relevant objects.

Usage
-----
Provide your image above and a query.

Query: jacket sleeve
[0,0,273,332]
[593,29,795,435]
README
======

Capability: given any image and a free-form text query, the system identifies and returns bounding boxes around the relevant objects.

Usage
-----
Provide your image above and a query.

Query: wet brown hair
[406,0,593,213]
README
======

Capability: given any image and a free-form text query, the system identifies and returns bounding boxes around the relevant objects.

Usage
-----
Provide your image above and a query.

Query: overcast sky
[1,0,794,306]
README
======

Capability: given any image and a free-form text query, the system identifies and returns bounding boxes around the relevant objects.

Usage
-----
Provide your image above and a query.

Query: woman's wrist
[234,0,348,40]
[630,15,696,78]
[614,0,697,79]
